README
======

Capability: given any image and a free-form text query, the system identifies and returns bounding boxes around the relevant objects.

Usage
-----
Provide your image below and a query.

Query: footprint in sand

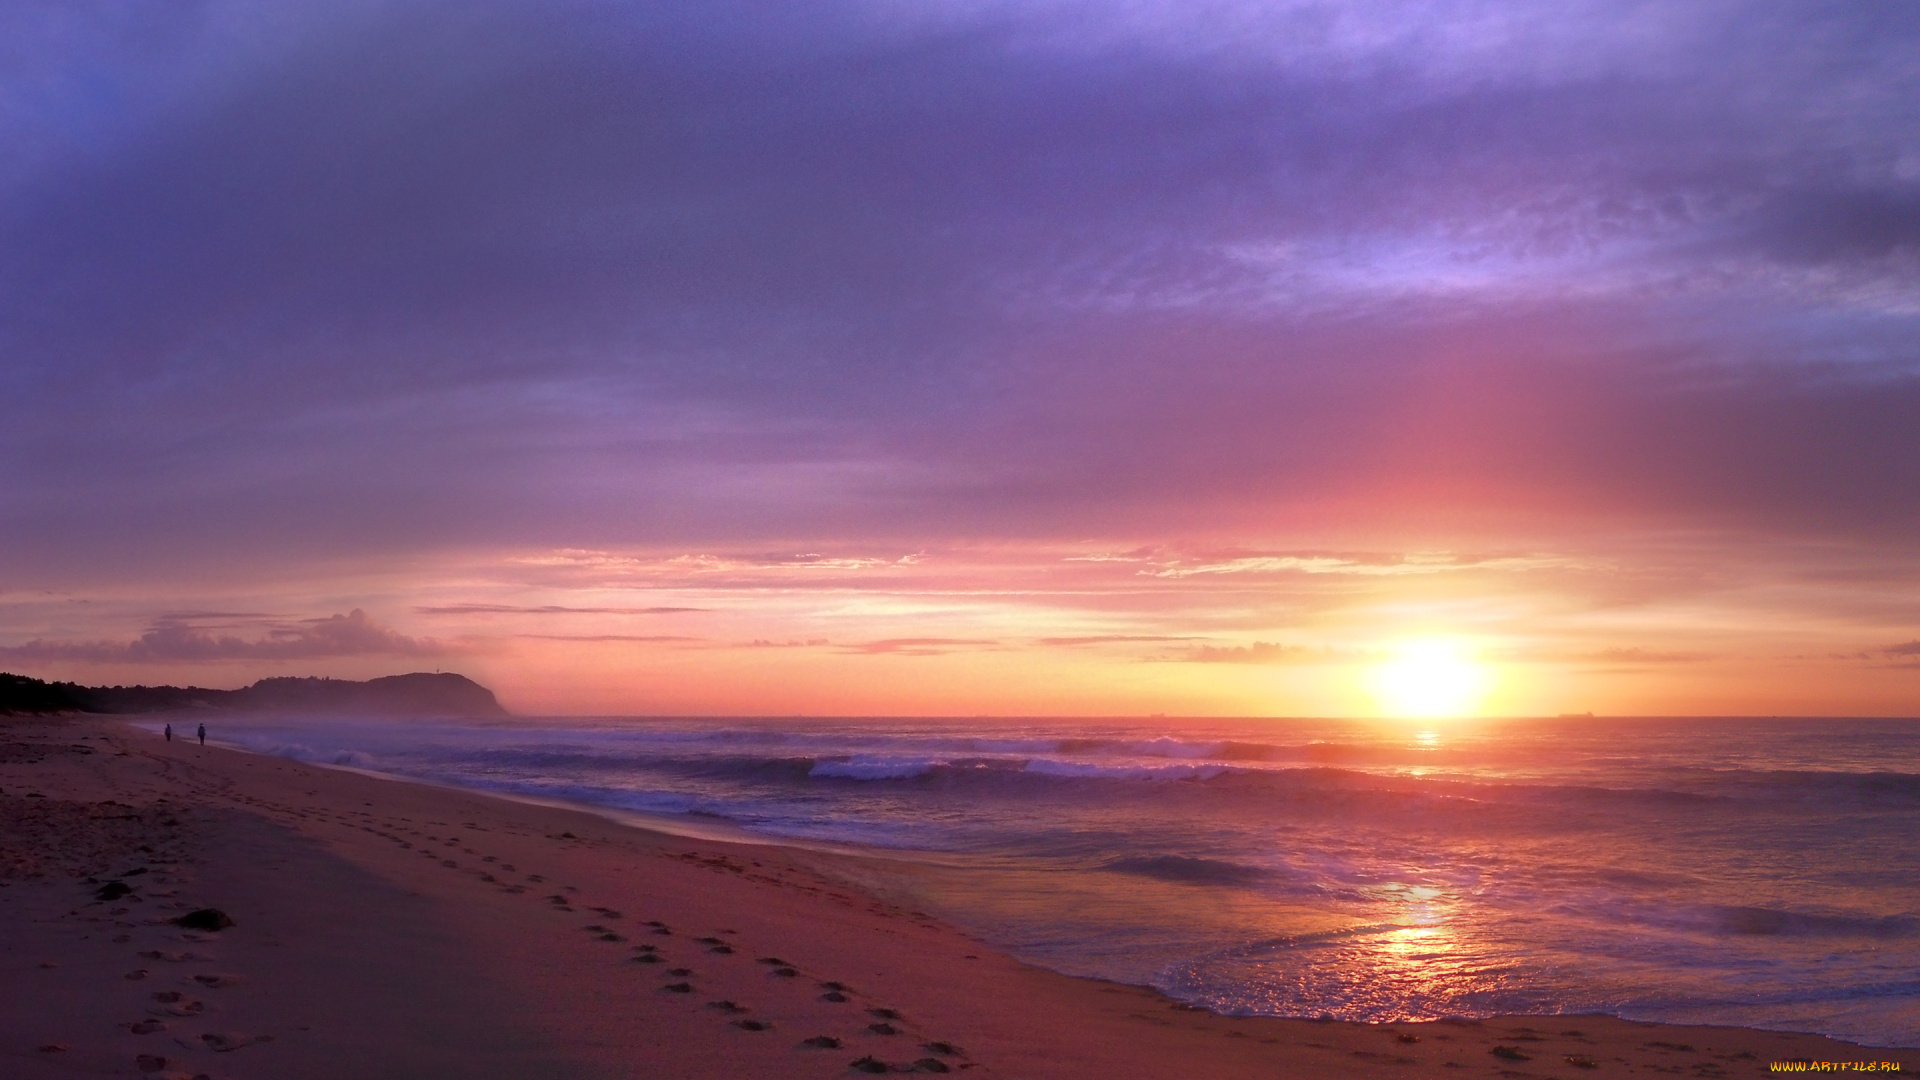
[153,998,205,1017]
[200,1031,272,1052]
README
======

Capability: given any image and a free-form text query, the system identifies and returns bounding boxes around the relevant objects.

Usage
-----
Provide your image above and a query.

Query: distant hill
[226,674,509,717]
[1,671,508,718]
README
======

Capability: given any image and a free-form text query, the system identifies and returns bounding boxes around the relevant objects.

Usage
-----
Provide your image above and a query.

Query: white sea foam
[1021,758,1231,781]
[809,756,944,780]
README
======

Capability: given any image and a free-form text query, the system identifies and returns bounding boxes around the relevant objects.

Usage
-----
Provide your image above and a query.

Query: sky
[2,0,1918,717]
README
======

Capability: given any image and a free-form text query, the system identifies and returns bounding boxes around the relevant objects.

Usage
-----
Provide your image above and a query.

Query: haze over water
[190,713,1920,1047]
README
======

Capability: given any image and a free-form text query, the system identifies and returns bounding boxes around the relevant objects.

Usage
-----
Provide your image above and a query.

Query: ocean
[165,714,1920,1047]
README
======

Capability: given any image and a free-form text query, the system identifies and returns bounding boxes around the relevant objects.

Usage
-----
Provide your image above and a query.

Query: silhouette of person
[197,723,206,746]
[164,723,172,742]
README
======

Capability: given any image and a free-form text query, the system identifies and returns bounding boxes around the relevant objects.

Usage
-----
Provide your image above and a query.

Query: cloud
[1,0,1917,581]
[1496,646,1713,665]
[0,610,442,662]
[1578,647,1711,665]
[515,634,702,643]
[843,638,1001,656]
[1178,642,1334,665]
[416,604,705,616]
[1143,553,1588,579]
[1039,635,1200,647]
[1885,641,1920,657]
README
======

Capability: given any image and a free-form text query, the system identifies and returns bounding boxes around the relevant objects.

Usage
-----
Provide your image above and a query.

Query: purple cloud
[0,0,1913,642]
[0,610,441,663]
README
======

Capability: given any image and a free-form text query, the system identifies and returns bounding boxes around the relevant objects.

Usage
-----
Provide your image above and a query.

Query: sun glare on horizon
[1369,638,1492,719]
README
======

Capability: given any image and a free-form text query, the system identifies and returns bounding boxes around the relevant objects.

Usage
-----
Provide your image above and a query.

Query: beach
[4,715,1912,1080]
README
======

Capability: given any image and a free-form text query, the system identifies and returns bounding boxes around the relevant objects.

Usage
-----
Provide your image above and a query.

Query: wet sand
[3,715,1912,1079]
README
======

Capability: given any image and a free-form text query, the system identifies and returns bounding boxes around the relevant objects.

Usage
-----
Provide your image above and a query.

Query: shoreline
[3,714,1913,1079]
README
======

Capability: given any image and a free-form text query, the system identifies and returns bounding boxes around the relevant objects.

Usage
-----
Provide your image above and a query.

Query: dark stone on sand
[869,1022,899,1036]
[708,1000,747,1013]
[129,1019,166,1034]
[598,933,624,942]
[773,967,798,977]
[668,967,693,976]
[1490,1046,1531,1061]
[820,981,848,991]
[173,908,234,931]
[912,1059,952,1074]
[851,1056,890,1074]
[709,945,734,954]
[870,1008,901,1020]
[803,1036,843,1049]
[696,936,725,944]
[663,982,694,993]
[823,991,850,1002]
[97,880,134,901]
[135,1053,168,1072]
[756,956,789,965]
[632,953,664,963]
[923,1042,963,1056]
[734,1019,773,1031]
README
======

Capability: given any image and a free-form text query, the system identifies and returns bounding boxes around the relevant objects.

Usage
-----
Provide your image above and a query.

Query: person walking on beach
[197,723,206,746]
[164,723,172,742]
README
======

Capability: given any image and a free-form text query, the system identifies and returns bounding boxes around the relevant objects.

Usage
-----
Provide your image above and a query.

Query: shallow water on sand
[179,714,1920,1046]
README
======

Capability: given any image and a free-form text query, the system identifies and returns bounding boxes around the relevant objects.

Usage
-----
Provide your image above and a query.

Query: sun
[1368,638,1491,718]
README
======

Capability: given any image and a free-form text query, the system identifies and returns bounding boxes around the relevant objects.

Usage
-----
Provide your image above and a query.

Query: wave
[1102,854,1270,886]
[809,756,944,780]
[254,729,1920,817]
[1022,759,1231,781]
[1709,906,1920,939]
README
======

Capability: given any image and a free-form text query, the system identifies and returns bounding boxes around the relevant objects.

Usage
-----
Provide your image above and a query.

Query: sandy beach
[3,715,1911,1080]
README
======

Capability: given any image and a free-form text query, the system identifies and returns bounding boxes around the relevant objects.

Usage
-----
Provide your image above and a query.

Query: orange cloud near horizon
[5,538,1916,719]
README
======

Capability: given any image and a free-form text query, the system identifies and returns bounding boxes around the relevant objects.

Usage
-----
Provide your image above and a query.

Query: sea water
[177,715,1920,1046]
